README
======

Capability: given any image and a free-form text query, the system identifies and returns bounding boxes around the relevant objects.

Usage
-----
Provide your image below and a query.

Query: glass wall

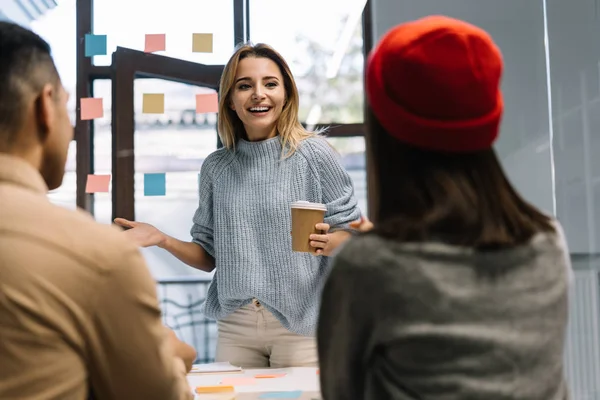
[546,1,600,397]
[371,0,600,397]
[30,0,78,210]
[93,0,234,65]
[251,0,368,215]
[133,79,219,278]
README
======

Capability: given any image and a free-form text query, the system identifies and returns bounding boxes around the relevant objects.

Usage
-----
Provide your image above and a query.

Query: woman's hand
[309,223,331,256]
[309,223,354,257]
[349,215,374,233]
[114,218,167,248]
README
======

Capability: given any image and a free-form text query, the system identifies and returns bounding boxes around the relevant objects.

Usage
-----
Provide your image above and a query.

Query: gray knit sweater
[191,135,360,336]
[318,224,571,400]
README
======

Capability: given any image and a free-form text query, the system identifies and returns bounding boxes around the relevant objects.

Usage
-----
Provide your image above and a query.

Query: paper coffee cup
[290,201,327,253]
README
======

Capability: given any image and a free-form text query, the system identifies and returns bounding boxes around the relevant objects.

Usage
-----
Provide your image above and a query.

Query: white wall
[0,0,57,26]
[370,2,600,398]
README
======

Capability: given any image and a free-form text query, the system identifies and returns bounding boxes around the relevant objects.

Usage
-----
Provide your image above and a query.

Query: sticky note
[80,98,103,120]
[259,391,302,399]
[196,93,219,114]
[220,377,256,386]
[142,93,165,114]
[145,33,166,53]
[195,386,234,394]
[192,33,213,53]
[255,373,286,379]
[144,173,166,196]
[85,174,110,193]
[84,34,107,57]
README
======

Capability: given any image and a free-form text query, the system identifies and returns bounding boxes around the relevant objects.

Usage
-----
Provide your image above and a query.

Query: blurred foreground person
[0,22,194,400]
[318,15,571,400]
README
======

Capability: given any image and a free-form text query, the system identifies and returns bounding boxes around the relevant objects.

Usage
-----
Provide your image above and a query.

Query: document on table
[190,362,243,374]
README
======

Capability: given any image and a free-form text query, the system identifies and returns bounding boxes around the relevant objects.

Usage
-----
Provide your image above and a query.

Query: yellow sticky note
[195,385,234,394]
[192,33,213,53]
[142,93,164,114]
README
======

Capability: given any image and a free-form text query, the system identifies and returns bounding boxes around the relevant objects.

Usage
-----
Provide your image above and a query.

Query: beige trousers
[215,299,318,369]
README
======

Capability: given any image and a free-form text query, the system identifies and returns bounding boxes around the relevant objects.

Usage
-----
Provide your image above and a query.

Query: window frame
[74,0,373,219]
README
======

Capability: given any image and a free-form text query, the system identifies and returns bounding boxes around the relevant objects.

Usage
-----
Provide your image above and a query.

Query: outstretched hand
[114,218,166,248]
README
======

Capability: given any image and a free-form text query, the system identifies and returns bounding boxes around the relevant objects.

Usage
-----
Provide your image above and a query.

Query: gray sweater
[318,224,571,400]
[191,136,360,336]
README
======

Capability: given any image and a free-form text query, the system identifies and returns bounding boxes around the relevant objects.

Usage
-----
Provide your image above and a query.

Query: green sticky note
[144,173,166,196]
[85,34,107,57]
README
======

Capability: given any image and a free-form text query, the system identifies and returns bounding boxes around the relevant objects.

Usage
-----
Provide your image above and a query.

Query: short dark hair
[0,21,59,148]
[365,107,554,250]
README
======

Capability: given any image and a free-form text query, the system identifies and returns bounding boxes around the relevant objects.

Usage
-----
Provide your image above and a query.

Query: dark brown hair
[0,21,59,150]
[365,108,554,250]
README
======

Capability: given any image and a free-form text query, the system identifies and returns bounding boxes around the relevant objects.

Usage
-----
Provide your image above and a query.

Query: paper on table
[220,377,257,386]
[259,391,303,399]
[254,373,287,379]
[190,362,243,374]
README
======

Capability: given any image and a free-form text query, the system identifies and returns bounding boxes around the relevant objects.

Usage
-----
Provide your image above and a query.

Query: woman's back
[318,225,570,400]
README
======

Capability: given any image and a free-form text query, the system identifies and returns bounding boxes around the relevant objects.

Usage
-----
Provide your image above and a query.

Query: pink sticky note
[80,98,103,120]
[255,373,286,379]
[196,93,219,114]
[85,174,110,193]
[145,34,166,53]
[220,377,257,386]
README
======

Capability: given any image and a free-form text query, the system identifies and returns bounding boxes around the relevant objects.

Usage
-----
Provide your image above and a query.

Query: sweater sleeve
[190,152,223,258]
[306,137,361,228]
[318,237,381,400]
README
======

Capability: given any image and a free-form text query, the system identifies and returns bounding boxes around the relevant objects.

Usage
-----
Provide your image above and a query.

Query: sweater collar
[236,136,283,157]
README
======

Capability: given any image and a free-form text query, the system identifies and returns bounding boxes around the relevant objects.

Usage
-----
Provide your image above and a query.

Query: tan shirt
[0,154,193,400]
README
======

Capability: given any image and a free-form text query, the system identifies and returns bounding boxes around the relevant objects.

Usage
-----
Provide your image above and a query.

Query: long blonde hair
[217,43,320,158]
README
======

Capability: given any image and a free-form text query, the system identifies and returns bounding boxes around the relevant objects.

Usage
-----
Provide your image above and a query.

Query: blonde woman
[115,43,361,368]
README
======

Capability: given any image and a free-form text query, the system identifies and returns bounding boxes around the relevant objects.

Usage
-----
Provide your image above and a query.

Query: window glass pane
[30,0,77,210]
[92,80,113,224]
[47,142,77,210]
[133,79,218,279]
[250,0,365,124]
[92,0,234,66]
[326,136,367,216]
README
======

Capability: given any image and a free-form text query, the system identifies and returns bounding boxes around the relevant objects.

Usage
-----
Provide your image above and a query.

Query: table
[187,367,321,400]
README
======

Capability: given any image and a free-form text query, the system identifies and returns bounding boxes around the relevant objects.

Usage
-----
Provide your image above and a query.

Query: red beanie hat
[366,15,504,152]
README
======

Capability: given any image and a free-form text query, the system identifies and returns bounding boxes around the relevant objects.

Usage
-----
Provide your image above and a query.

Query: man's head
[0,22,73,190]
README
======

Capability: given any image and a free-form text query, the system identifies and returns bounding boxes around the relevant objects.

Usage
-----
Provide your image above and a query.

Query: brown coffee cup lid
[290,201,327,211]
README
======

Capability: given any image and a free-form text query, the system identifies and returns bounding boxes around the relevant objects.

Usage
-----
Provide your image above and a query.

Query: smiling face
[229,56,287,141]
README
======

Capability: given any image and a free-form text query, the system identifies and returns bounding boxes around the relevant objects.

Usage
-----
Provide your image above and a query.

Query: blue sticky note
[85,34,107,57]
[144,173,166,196]
[259,391,302,399]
